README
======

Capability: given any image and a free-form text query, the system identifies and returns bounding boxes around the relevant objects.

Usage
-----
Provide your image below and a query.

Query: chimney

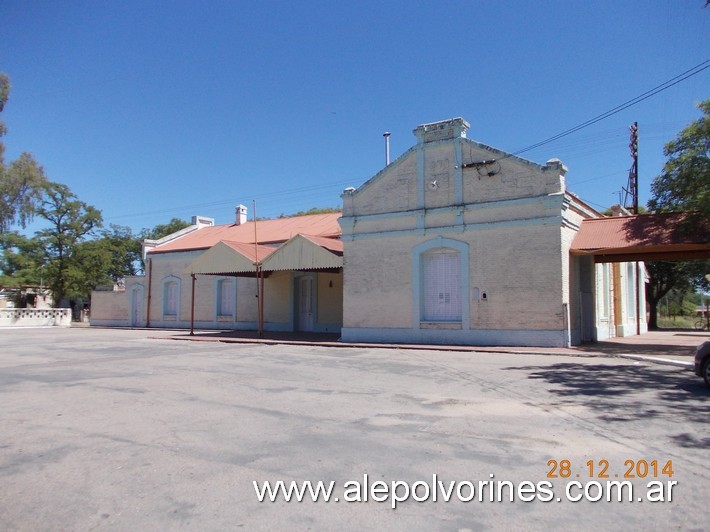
[383,132,391,166]
[191,215,215,228]
[610,204,630,217]
[235,204,248,225]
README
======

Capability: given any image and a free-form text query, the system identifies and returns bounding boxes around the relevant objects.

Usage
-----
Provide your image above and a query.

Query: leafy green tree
[34,182,103,306]
[69,239,113,295]
[98,224,142,281]
[0,73,8,152]
[0,73,47,232]
[279,207,341,218]
[646,99,710,328]
[0,231,43,286]
[648,99,709,221]
[646,261,709,329]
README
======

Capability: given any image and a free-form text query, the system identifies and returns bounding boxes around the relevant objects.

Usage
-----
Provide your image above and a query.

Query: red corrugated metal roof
[571,213,710,262]
[299,234,344,254]
[220,241,278,262]
[149,213,341,254]
[571,213,708,251]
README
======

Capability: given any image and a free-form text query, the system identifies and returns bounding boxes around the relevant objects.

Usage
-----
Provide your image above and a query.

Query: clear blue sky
[2,1,708,233]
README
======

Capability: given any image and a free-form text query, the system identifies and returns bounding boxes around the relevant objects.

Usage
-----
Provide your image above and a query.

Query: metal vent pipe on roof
[383,132,391,166]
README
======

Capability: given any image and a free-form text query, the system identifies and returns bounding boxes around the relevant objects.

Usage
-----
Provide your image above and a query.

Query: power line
[108,60,708,224]
[511,59,710,157]
[107,178,354,222]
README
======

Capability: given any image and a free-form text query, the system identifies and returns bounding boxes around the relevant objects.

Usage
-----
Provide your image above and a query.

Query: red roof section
[571,213,710,252]
[300,234,344,254]
[149,213,341,254]
[220,241,278,262]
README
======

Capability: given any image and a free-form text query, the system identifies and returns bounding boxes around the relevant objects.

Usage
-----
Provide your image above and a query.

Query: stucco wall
[343,236,415,329]
[0,308,72,327]
[317,272,343,327]
[340,118,579,347]
[342,221,566,333]
[264,271,291,325]
[90,291,129,323]
[343,137,565,219]
[147,251,198,328]
[92,250,344,333]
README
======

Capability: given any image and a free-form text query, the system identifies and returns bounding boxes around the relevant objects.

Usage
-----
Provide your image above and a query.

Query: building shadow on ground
[574,339,702,358]
[504,361,709,448]
[174,330,342,344]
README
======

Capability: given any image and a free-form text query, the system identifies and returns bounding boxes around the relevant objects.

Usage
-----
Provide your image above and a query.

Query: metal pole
[146,258,152,327]
[633,122,641,335]
[253,200,263,338]
[383,132,391,166]
[259,268,265,339]
[632,122,639,215]
[636,263,642,336]
[190,273,196,336]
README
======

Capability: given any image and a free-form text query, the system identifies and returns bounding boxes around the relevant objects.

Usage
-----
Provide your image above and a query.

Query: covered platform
[571,212,710,263]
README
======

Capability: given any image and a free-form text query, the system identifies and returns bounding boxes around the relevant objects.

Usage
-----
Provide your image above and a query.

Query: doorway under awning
[182,234,344,335]
[261,234,343,272]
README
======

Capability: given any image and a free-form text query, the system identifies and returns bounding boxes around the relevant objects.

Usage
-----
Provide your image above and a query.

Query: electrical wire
[107,60,708,224]
[108,178,354,222]
[510,59,709,157]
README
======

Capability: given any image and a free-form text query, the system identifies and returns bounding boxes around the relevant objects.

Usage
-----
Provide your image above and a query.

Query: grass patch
[656,316,697,329]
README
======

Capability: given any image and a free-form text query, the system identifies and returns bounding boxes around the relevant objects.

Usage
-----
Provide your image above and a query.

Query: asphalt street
[0,328,707,531]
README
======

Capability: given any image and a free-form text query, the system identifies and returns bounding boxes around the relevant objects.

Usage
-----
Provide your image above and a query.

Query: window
[162,277,180,318]
[217,279,234,317]
[422,249,462,321]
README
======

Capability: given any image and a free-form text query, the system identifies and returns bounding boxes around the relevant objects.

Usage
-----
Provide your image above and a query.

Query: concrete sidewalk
[160,329,708,367]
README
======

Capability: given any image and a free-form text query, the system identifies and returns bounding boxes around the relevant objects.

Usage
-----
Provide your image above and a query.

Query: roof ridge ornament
[413,117,470,144]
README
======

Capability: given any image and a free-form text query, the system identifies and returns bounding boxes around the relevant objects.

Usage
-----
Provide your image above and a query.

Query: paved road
[1,328,707,531]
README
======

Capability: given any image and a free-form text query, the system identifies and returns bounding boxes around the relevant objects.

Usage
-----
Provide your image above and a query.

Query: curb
[612,353,693,368]
[162,334,695,366]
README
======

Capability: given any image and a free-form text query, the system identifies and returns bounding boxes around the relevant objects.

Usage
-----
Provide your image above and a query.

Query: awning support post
[190,273,196,336]
[259,267,265,338]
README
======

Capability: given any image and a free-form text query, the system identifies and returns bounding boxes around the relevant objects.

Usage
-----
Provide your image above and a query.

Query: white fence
[0,308,72,328]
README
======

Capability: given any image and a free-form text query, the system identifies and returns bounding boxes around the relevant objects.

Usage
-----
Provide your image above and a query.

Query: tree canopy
[0,73,48,232]
[278,206,341,218]
[645,99,710,328]
[33,182,104,305]
[648,99,709,222]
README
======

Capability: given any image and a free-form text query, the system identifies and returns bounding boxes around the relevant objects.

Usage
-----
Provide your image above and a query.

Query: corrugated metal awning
[184,235,343,275]
[571,213,710,263]
[261,234,343,272]
[183,241,275,275]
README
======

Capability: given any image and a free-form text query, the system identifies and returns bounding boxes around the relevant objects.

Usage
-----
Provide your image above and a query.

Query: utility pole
[253,200,263,338]
[629,122,639,214]
[628,122,642,335]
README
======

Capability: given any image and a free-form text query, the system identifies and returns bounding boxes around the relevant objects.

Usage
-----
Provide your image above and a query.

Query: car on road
[694,341,710,386]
